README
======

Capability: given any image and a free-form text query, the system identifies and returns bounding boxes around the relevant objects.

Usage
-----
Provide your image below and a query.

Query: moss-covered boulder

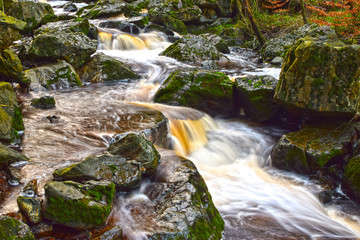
[234,75,279,122]
[149,13,188,35]
[145,150,224,239]
[343,155,360,203]
[274,29,360,119]
[0,11,26,31]
[154,69,233,116]
[0,215,35,239]
[27,20,97,69]
[81,0,132,19]
[0,81,24,142]
[43,180,115,230]
[0,48,27,86]
[6,1,54,31]
[161,33,229,62]
[0,142,28,168]
[53,154,142,191]
[30,96,55,109]
[25,60,82,91]
[271,123,359,174]
[17,196,42,224]
[78,52,140,83]
[0,12,24,52]
[107,133,160,176]
[0,0,3,11]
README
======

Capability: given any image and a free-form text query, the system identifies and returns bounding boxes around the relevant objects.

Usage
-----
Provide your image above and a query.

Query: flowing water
[2,26,360,239]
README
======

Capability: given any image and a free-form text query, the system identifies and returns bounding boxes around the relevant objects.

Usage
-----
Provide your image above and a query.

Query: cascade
[98,29,169,51]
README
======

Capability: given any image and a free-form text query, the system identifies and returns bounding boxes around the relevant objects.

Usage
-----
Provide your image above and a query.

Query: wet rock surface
[274,27,360,119]
[234,75,279,122]
[25,60,82,91]
[43,180,115,230]
[27,19,97,69]
[271,123,359,174]
[0,215,35,239]
[161,34,229,62]
[79,52,140,83]
[154,69,233,116]
[143,150,224,239]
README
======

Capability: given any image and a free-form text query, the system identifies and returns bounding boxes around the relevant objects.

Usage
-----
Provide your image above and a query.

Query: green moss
[44,181,115,229]
[344,155,360,202]
[0,215,35,240]
[12,107,24,131]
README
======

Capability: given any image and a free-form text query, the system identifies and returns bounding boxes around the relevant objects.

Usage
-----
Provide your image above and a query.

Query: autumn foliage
[307,0,360,38]
[262,0,290,13]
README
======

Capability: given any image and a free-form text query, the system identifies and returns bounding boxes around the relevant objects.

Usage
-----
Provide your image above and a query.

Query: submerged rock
[161,34,229,62]
[0,215,35,239]
[234,75,279,122]
[271,123,359,174]
[144,150,224,239]
[43,180,115,230]
[6,1,54,31]
[30,96,56,109]
[107,133,160,176]
[79,52,140,83]
[53,154,143,191]
[25,60,82,91]
[0,82,24,142]
[154,69,233,116]
[274,28,360,119]
[27,20,97,69]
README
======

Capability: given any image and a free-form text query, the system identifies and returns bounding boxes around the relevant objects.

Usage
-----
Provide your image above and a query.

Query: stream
[2,22,360,239]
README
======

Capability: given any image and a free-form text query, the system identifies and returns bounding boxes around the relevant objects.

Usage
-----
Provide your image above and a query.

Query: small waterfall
[129,102,217,155]
[98,29,170,51]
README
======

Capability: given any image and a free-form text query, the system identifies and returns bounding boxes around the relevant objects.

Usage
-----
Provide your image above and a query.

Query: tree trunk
[236,0,266,46]
[300,0,308,24]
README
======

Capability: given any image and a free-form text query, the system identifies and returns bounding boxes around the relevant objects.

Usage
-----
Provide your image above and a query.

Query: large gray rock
[43,180,115,230]
[154,69,233,116]
[107,133,160,176]
[271,123,359,174]
[6,1,54,31]
[0,215,35,240]
[274,28,360,119]
[25,60,82,91]
[161,34,229,62]
[234,75,279,122]
[53,154,143,191]
[144,150,224,239]
[27,20,97,69]
[79,52,140,83]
